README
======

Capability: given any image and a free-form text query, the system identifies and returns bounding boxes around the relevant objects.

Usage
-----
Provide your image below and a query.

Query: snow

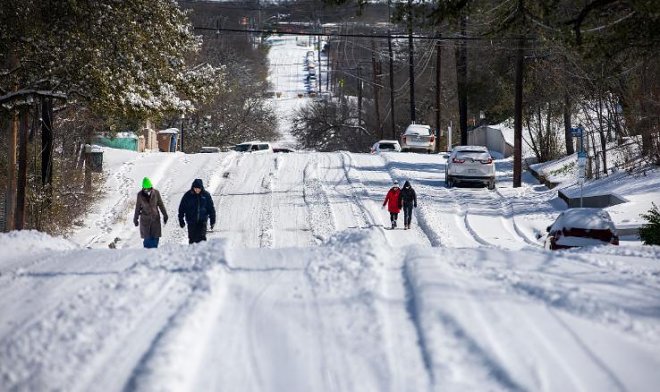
[550,208,617,231]
[1,35,660,392]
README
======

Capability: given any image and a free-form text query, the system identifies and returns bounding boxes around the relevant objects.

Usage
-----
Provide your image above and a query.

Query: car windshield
[379,143,397,150]
[405,127,431,136]
[234,144,251,152]
[456,151,490,161]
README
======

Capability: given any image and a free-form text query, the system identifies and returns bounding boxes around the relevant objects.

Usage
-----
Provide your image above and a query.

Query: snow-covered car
[544,208,620,250]
[401,123,435,153]
[199,146,221,153]
[233,141,273,154]
[370,140,402,154]
[445,145,496,190]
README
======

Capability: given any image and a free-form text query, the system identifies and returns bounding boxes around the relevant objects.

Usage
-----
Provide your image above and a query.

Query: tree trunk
[41,98,54,189]
[597,94,608,174]
[5,110,18,232]
[15,109,29,230]
[563,93,575,155]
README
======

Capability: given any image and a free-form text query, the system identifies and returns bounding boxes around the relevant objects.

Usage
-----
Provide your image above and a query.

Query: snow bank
[0,230,78,254]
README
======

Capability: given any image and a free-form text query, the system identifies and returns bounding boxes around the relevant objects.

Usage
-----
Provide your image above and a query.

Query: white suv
[370,140,402,154]
[233,141,273,154]
[445,145,496,190]
[401,123,435,153]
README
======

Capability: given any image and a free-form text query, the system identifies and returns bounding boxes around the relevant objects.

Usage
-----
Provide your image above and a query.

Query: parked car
[370,140,402,154]
[233,141,273,154]
[199,146,221,153]
[544,208,620,250]
[445,145,496,190]
[401,123,435,153]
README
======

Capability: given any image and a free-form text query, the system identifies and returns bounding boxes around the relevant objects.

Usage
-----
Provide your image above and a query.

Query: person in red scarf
[382,180,402,229]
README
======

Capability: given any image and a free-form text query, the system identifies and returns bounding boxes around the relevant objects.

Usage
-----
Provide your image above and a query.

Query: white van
[233,141,274,154]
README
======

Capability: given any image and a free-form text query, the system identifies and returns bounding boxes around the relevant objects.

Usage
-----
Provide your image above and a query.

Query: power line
[194,26,529,41]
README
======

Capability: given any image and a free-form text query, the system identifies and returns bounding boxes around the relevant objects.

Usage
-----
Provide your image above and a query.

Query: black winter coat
[178,179,216,227]
[398,181,417,208]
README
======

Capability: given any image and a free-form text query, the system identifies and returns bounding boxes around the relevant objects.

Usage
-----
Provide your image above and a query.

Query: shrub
[639,203,660,245]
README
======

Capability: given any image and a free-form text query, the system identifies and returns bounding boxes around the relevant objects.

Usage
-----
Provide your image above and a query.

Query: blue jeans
[143,237,159,248]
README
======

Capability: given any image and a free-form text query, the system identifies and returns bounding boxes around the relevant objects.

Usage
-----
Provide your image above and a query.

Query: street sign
[571,127,583,137]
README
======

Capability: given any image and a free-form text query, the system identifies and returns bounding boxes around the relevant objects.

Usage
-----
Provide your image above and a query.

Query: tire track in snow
[447,187,533,249]
[302,154,336,243]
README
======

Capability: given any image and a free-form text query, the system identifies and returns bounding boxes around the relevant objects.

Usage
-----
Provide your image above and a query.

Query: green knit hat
[142,177,153,189]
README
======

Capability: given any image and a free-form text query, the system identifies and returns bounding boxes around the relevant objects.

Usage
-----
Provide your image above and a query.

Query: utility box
[157,128,179,152]
[85,144,104,172]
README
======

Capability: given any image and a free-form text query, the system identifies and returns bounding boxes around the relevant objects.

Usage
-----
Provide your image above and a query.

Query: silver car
[401,123,435,153]
[445,145,496,190]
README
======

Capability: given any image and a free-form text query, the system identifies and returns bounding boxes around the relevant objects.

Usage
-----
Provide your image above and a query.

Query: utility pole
[435,38,442,153]
[456,13,468,145]
[387,31,396,139]
[372,37,382,139]
[513,35,524,188]
[407,0,416,123]
[15,109,28,230]
[357,65,363,127]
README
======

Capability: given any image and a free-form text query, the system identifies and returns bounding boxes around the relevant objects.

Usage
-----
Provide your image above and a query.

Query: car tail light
[480,158,493,164]
[452,158,465,163]
[430,135,435,143]
[402,136,406,144]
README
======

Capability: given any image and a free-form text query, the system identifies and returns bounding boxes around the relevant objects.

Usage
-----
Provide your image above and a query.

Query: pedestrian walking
[398,180,417,230]
[133,177,168,248]
[178,178,216,244]
[383,180,401,229]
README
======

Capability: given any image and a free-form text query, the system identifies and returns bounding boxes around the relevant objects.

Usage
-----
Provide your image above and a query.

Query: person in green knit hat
[133,177,168,248]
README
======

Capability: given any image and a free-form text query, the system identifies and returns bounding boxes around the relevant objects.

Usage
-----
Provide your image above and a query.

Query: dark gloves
[179,220,185,228]
[163,215,168,225]
[210,224,214,230]
[133,219,139,227]
[414,204,417,208]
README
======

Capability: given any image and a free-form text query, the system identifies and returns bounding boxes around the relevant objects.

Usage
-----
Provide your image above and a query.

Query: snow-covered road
[2,148,660,392]
[2,34,660,392]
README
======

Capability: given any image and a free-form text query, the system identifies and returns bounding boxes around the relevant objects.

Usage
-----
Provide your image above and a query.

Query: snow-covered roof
[158,128,179,134]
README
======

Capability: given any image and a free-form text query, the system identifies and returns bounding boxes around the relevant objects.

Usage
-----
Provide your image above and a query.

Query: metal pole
[435,38,442,153]
[388,31,396,139]
[407,0,416,123]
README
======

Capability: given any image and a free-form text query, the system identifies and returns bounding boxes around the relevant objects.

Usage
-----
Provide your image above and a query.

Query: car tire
[488,180,495,190]
[446,175,453,188]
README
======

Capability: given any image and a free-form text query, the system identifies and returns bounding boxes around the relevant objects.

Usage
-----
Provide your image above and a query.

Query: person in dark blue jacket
[178,178,216,244]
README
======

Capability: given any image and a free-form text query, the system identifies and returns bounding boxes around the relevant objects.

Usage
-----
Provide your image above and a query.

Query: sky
[1,35,659,392]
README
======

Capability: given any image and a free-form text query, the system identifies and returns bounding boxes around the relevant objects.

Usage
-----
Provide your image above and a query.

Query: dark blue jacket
[178,179,216,227]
